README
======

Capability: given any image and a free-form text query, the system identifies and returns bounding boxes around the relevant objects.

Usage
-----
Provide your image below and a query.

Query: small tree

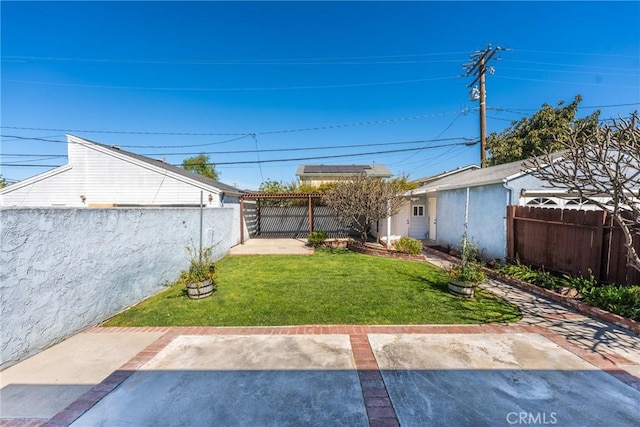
[0,174,6,188]
[527,112,640,273]
[182,154,219,181]
[323,174,407,242]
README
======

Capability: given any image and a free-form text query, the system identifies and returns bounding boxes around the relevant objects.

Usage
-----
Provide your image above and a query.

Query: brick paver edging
[421,246,640,335]
[36,324,639,426]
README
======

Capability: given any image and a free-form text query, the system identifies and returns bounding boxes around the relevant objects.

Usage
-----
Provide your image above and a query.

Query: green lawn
[103,249,521,326]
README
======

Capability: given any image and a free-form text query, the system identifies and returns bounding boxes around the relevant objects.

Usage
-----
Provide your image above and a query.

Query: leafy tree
[182,154,219,180]
[258,179,289,194]
[487,95,600,165]
[390,174,420,191]
[323,174,407,242]
[0,174,6,188]
[291,181,336,194]
[527,112,640,274]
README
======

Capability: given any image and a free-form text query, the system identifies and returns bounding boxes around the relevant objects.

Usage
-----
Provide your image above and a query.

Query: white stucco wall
[435,184,510,260]
[0,207,236,369]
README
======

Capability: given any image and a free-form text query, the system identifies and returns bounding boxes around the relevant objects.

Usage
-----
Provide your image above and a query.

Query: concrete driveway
[1,324,638,427]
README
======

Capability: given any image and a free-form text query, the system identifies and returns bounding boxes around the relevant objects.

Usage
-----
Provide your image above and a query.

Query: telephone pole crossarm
[462,44,505,167]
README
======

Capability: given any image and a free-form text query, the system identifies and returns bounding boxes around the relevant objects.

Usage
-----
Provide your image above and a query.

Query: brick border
[5,324,636,426]
[422,245,640,335]
[350,334,399,427]
[42,330,179,427]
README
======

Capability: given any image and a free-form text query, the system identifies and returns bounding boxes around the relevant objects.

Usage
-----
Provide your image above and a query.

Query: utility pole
[463,45,505,167]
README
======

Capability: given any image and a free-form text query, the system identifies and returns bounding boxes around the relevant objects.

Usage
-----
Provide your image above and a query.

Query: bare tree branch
[322,174,407,242]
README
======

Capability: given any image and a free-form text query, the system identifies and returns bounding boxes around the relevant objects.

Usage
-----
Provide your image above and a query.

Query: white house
[379,157,580,260]
[378,165,479,242]
[0,134,242,208]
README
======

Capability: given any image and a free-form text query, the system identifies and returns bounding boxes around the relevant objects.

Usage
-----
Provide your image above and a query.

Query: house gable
[1,135,241,207]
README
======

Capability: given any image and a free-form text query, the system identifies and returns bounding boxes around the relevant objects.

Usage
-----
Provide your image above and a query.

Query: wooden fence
[506,206,639,285]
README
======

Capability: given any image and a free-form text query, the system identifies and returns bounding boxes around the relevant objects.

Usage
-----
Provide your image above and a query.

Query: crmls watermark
[506,412,558,425]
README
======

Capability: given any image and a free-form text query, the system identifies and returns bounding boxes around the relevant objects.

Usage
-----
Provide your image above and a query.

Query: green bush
[496,261,640,321]
[495,262,563,291]
[446,263,486,284]
[394,237,422,255]
[307,231,328,247]
[576,281,640,321]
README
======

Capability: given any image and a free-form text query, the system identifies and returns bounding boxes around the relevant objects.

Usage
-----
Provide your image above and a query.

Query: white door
[428,197,437,240]
[409,202,427,239]
[395,203,410,237]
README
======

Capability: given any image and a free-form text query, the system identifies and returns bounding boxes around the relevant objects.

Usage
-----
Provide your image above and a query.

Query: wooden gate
[506,206,639,285]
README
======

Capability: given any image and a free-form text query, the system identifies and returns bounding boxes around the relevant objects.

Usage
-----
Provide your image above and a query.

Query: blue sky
[2,1,639,190]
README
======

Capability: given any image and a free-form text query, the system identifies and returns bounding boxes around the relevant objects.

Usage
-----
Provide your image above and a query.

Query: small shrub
[446,263,486,284]
[307,231,328,247]
[576,280,640,321]
[178,246,217,289]
[394,237,422,255]
[495,262,563,291]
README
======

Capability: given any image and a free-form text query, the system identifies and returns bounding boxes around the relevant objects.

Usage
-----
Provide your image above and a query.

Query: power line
[0,153,67,157]
[1,128,245,137]
[3,76,457,92]
[500,66,639,77]
[1,51,470,64]
[488,102,640,113]
[463,44,507,167]
[508,59,638,72]
[207,141,478,165]
[0,141,478,168]
[496,75,638,89]
[512,49,640,59]
[0,137,475,158]
[0,134,254,148]
[392,114,465,166]
[139,137,473,156]
[1,110,469,140]
[251,134,265,182]
[0,156,67,165]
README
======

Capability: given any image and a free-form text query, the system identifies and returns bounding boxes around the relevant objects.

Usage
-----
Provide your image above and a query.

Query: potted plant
[446,234,486,298]
[181,246,217,299]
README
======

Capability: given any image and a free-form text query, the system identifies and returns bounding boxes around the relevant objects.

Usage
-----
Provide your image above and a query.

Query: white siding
[1,138,224,208]
[378,200,410,238]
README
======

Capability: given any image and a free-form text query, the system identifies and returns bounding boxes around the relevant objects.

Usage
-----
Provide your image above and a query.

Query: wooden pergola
[239,193,325,244]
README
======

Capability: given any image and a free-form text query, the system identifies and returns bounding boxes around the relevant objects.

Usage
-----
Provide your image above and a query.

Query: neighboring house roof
[296,164,392,179]
[0,134,242,196]
[414,165,480,186]
[415,153,564,193]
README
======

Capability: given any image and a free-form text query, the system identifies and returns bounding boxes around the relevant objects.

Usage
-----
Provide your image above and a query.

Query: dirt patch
[347,241,427,261]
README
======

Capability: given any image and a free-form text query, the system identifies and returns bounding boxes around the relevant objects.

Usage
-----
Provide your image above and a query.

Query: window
[526,197,558,207]
[413,205,425,217]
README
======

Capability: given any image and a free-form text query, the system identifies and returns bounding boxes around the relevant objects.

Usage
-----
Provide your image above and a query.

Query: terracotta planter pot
[186,280,214,299]
[447,280,476,298]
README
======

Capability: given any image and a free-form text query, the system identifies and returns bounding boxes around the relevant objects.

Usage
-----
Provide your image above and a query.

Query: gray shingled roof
[74,135,242,195]
[418,156,558,192]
